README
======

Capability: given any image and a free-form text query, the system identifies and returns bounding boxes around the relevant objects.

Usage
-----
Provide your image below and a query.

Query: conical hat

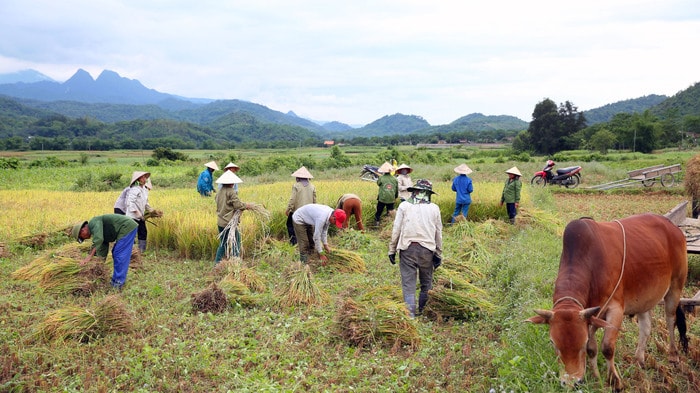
[377,162,393,174]
[130,171,150,185]
[505,166,522,176]
[224,162,240,171]
[216,171,243,184]
[396,164,413,174]
[454,164,473,175]
[204,161,220,170]
[291,166,313,179]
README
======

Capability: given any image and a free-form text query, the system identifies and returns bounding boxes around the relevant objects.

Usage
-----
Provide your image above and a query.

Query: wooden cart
[665,201,700,308]
[588,164,681,190]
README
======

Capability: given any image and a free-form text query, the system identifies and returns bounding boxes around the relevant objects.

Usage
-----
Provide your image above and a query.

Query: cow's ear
[526,309,553,324]
[590,316,616,330]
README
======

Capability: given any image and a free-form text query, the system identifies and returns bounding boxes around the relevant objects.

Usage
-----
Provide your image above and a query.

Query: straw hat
[291,166,314,179]
[505,166,522,176]
[396,164,413,174]
[224,162,240,172]
[377,162,393,174]
[454,164,473,175]
[130,171,150,185]
[204,161,220,171]
[407,178,437,195]
[215,171,243,184]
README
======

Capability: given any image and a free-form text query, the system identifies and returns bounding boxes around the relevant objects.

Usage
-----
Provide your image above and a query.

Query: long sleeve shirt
[286,180,316,214]
[501,178,522,204]
[397,174,413,200]
[197,169,214,196]
[389,201,443,256]
[292,204,333,254]
[87,214,139,258]
[126,185,151,220]
[215,187,247,227]
[451,175,474,204]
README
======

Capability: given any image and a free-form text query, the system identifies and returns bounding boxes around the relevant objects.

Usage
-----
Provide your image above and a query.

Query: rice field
[2,150,700,392]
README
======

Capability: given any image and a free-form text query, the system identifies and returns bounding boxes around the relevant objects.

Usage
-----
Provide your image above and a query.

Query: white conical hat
[454,164,473,175]
[130,171,150,185]
[396,164,413,174]
[505,166,522,176]
[204,161,220,170]
[291,166,313,179]
[377,162,393,174]
[224,162,240,171]
[216,170,243,184]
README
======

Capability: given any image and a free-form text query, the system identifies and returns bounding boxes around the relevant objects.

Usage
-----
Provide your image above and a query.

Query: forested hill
[583,95,668,124]
[651,82,700,118]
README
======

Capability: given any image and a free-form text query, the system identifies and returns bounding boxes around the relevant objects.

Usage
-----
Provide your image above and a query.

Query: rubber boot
[138,239,147,253]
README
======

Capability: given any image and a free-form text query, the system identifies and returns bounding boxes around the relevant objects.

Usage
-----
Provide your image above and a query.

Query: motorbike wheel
[564,175,580,189]
[530,175,547,187]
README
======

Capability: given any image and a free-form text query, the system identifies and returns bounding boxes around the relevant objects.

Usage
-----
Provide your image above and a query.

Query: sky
[1,0,699,126]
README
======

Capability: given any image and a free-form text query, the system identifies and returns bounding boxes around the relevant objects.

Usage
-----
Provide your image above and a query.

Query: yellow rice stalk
[359,285,403,303]
[424,285,495,321]
[219,276,258,307]
[144,209,164,219]
[277,262,327,307]
[221,203,271,260]
[212,258,266,292]
[433,268,487,292]
[33,295,132,342]
[12,243,90,281]
[336,297,419,350]
[326,249,367,274]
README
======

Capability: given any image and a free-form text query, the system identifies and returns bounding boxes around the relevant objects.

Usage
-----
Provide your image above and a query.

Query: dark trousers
[375,201,395,222]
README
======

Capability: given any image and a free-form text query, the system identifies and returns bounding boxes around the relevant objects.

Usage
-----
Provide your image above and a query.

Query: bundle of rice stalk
[326,249,367,274]
[144,209,164,219]
[33,295,132,342]
[424,285,495,321]
[221,204,272,259]
[443,255,486,280]
[211,258,266,292]
[336,297,419,349]
[277,262,327,307]
[38,257,110,296]
[433,268,488,293]
[359,285,403,303]
[191,283,229,314]
[17,225,72,249]
[219,276,258,307]
[12,242,90,281]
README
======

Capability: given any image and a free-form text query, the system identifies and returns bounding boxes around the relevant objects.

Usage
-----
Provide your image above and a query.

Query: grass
[1,149,700,392]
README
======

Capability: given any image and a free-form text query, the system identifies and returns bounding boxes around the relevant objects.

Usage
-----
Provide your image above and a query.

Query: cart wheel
[661,173,675,187]
[564,175,580,189]
[642,179,655,187]
[531,175,547,187]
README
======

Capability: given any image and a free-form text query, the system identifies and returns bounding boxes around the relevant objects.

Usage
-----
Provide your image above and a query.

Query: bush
[0,157,20,169]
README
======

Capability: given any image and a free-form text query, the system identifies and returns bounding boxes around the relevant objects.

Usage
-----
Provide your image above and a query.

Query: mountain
[0,69,179,105]
[650,82,700,119]
[583,95,668,125]
[348,114,431,137]
[0,69,55,84]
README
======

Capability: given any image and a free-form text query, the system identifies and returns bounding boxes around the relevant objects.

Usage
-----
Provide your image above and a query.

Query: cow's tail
[676,305,688,353]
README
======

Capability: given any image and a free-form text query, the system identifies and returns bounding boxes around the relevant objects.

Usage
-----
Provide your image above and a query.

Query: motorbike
[360,164,381,181]
[531,160,582,188]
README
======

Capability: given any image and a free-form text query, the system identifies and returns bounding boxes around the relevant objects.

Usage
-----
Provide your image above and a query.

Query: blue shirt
[451,174,473,204]
[197,169,214,196]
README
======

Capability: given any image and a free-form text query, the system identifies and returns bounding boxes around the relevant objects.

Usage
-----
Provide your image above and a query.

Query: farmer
[451,163,474,223]
[374,161,398,226]
[388,179,443,318]
[500,166,522,225]
[292,204,346,264]
[124,171,154,253]
[72,214,139,289]
[336,193,364,231]
[218,162,241,192]
[284,166,316,245]
[197,161,219,196]
[215,170,253,264]
[396,164,414,202]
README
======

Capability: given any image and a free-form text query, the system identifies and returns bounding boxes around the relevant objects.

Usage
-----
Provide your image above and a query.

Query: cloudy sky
[1,0,698,126]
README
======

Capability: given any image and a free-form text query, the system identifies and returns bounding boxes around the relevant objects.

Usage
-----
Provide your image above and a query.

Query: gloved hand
[388,253,396,265]
[432,253,442,269]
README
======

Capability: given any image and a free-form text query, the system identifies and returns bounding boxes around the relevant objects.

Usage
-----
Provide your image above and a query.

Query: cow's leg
[635,311,652,365]
[663,287,682,363]
[601,307,624,391]
[586,325,601,380]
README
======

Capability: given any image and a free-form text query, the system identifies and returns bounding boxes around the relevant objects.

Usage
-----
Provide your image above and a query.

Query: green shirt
[377,174,398,204]
[88,214,139,257]
[501,178,522,204]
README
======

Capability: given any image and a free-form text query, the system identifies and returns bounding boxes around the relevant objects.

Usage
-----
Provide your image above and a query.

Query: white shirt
[126,185,151,220]
[389,201,443,255]
[292,204,333,254]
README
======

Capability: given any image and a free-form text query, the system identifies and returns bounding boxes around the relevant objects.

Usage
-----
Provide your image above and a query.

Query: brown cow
[527,213,688,391]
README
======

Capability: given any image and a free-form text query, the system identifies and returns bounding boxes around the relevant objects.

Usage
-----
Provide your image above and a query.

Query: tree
[526,99,587,154]
[588,129,617,154]
[631,111,660,153]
